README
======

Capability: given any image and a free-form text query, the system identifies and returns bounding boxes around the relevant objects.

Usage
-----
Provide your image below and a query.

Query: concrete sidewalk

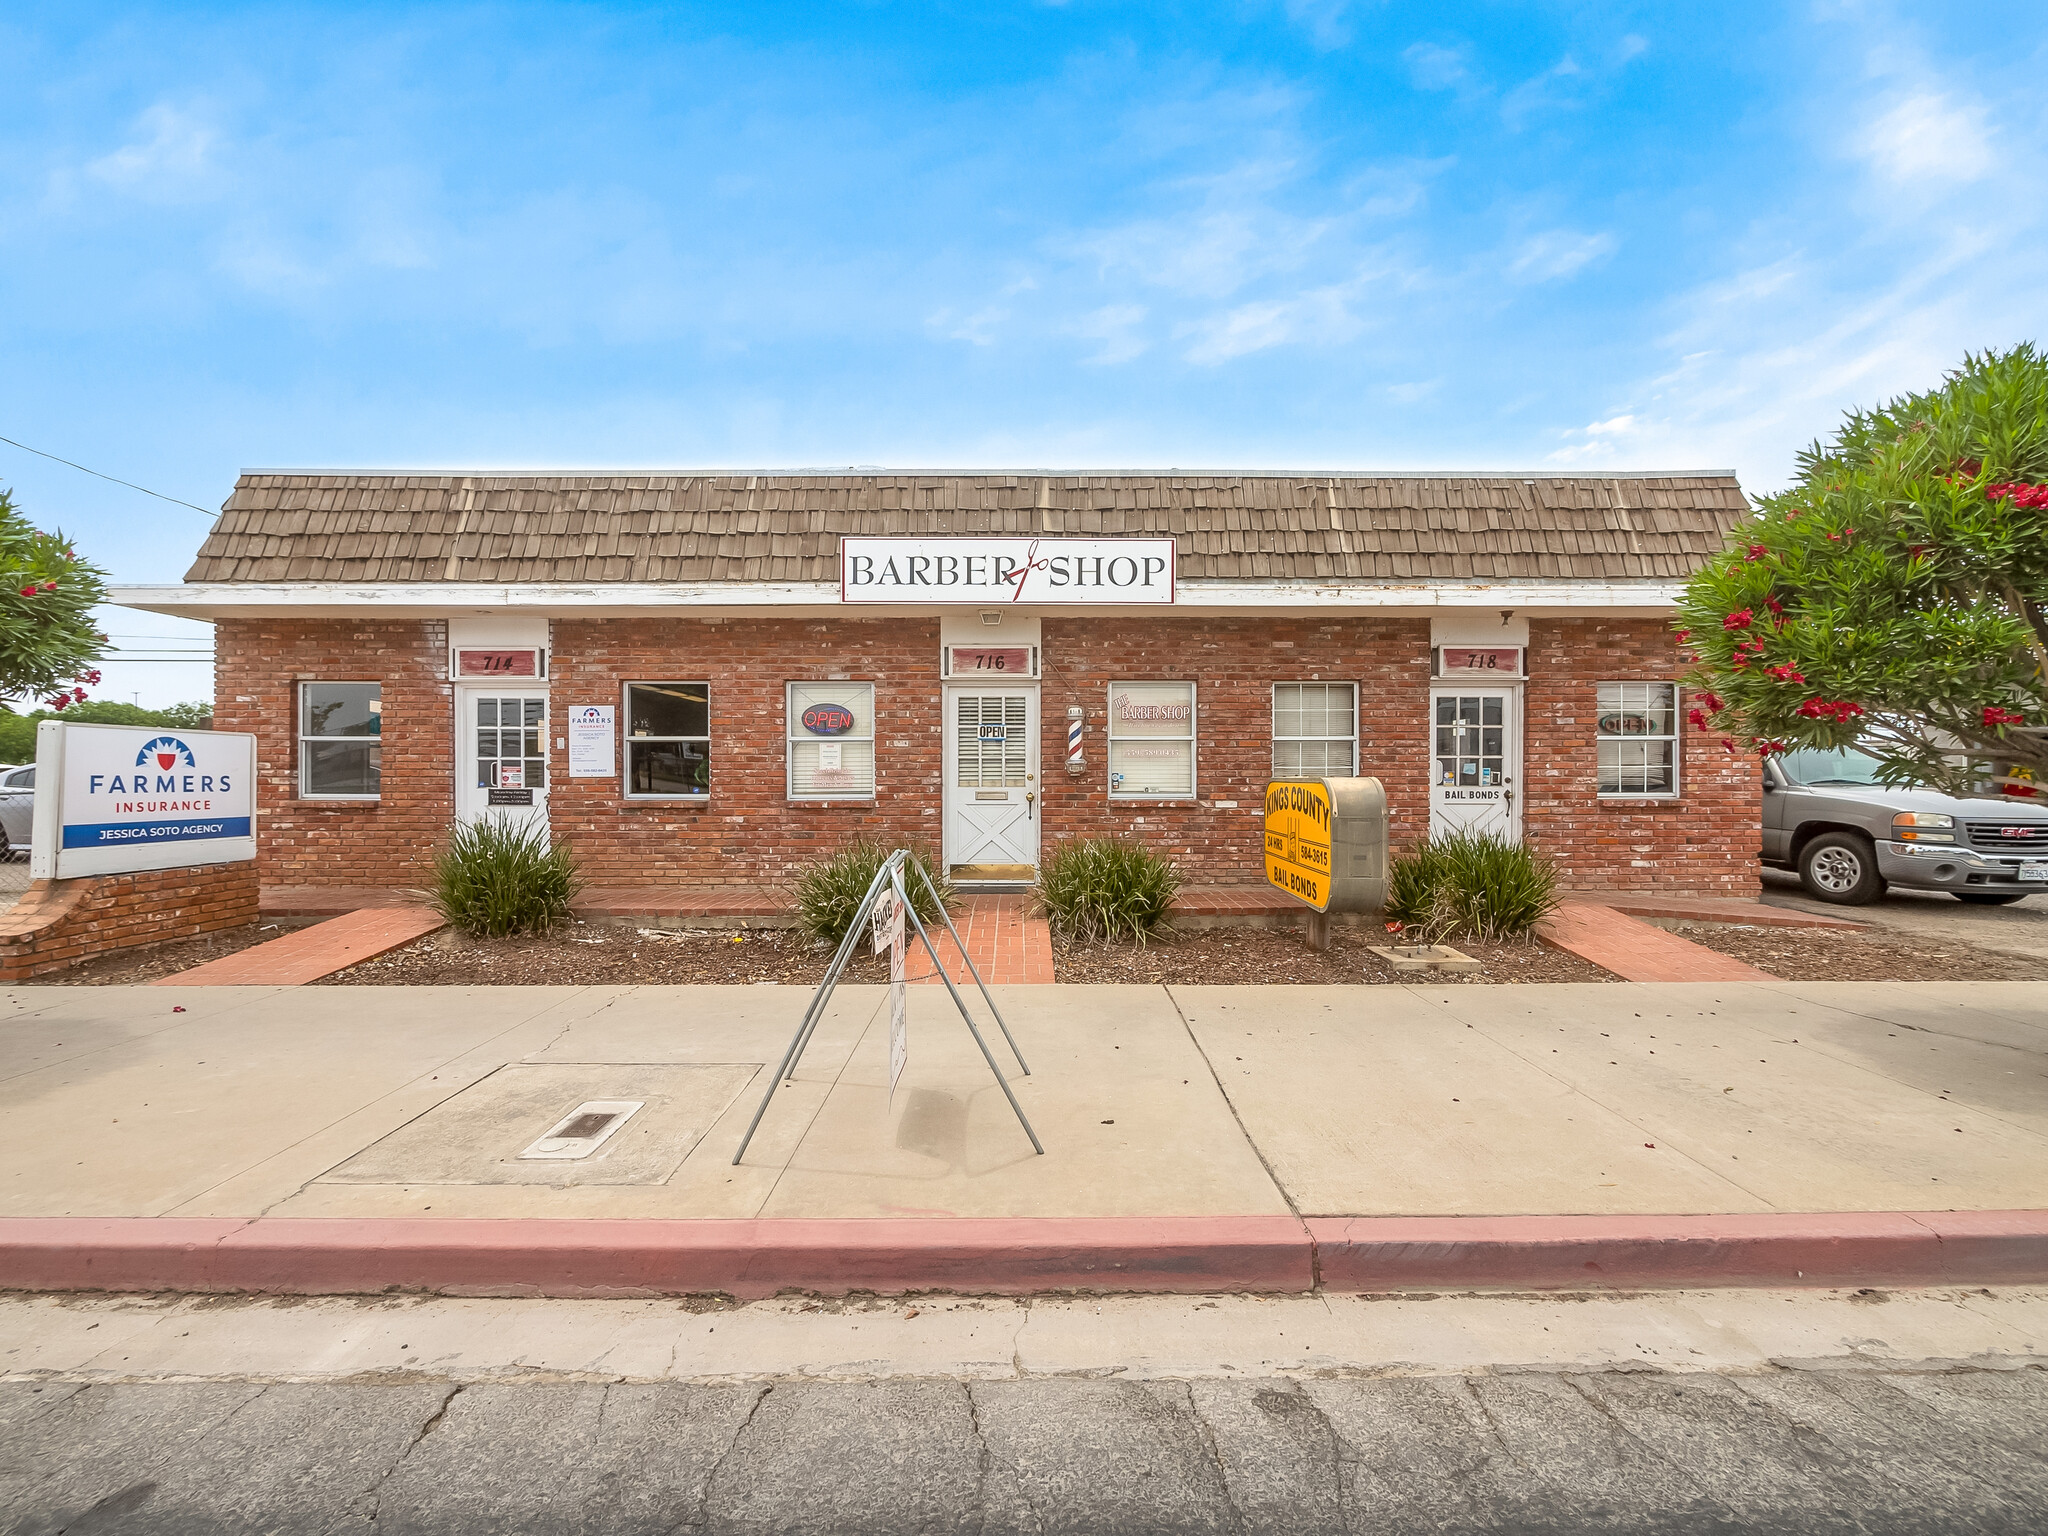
[2,979,2044,1292]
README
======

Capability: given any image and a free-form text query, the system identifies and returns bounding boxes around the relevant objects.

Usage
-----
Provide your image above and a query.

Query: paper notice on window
[567,706,615,778]
[817,740,843,771]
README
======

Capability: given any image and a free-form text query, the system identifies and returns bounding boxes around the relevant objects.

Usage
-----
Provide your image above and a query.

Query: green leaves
[0,489,110,706]
[1678,345,2048,798]
[1032,835,1180,945]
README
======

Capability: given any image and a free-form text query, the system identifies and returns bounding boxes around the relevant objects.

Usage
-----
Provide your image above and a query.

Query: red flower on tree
[1764,663,1807,684]
[1986,482,2048,508]
[1983,705,2030,728]
[1798,699,1865,722]
[1692,690,1726,712]
[1723,609,1754,631]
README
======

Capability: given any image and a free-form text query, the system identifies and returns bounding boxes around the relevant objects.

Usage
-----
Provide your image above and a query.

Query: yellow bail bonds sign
[1264,780,1335,910]
[1262,777,1390,915]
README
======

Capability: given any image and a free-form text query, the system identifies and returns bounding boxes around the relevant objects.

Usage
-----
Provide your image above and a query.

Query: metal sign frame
[732,849,1043,1163]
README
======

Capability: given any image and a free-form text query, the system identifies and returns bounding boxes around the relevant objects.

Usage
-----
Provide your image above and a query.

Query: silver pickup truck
[1763,747,2048,904]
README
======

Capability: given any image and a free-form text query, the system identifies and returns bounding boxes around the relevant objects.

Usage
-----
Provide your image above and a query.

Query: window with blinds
[787,682,876,799]
[955,695,1030,787]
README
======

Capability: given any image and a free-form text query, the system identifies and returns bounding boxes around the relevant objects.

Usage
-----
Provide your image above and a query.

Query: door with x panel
[945,688,1038,882]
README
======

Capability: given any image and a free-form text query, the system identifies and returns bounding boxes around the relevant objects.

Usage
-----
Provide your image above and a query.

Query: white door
[1429,687,1520,842]
[457,688,550,837]
[945,688,1038,880]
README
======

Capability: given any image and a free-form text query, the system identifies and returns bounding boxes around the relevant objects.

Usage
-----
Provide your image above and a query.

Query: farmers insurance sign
[841,537,1176,604]
[31,722,257,879]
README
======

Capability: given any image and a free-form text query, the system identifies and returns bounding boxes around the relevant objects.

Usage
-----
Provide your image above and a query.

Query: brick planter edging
[1,1211,2041,1299]
[0,861,259,982]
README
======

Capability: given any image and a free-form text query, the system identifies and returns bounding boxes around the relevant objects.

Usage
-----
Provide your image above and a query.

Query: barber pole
[1066,714,1085,773]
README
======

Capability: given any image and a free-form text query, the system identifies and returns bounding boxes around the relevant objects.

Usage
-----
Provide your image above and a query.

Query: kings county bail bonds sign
[31,722,258,879]
[840,537,1176,604]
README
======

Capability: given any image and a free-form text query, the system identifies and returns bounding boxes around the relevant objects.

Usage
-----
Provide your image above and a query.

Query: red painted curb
[1307,1211,2048,1291]
[0,1216,1312,1300]
[2,1212,2042,1299]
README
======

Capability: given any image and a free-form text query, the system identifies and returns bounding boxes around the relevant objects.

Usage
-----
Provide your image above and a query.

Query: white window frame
[299,680,382,801]
[787,681,877,801]
[1271,682,1358,779]
[622,681,711,800]
[1106,680,1197,801]
[1596,680,1681,799]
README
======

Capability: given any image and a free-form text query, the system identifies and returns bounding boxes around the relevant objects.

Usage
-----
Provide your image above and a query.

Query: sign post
[32,722,258,880]
[1262,776,1389,950]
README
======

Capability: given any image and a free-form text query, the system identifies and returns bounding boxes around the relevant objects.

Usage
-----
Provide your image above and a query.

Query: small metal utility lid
[518,1100,644,1160]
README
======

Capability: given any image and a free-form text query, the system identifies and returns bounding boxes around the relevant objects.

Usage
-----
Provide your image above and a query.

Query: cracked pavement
[5,1287,2046,1532]
[3,1368,2045,1532]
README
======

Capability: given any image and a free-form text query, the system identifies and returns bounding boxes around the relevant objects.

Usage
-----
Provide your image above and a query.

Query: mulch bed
[310,923,896,986]
[1665,921,2048,983]
[33,922,310,986]
[1051,927,1617,985]
[311,921,1615,986]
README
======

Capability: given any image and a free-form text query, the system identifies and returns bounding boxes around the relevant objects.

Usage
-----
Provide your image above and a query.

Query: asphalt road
[6,1369,2045,1534]
[1760,868,2048,961]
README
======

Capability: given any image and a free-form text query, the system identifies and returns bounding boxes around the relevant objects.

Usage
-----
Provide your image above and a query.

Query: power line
[0,434,217,518]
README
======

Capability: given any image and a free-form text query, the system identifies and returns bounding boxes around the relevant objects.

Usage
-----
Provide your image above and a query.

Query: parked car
[0,764,32,861]
[1764,747,2048,904]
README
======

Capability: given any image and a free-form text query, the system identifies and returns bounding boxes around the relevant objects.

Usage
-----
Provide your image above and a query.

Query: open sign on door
[977,724,1008,742]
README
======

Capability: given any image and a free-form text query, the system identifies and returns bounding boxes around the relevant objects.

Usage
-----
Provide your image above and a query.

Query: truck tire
[1798,832,1886,905]
[1954,892,2027,905]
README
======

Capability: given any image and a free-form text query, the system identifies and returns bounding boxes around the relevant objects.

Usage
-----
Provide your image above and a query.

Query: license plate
[2021,865,2048,883]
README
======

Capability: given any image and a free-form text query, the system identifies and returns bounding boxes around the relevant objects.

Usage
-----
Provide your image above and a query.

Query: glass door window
[1435,694,1504,788]
[476,696,547,790]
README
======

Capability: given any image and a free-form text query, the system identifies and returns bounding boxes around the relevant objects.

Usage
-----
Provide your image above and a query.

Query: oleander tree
[0,489,108,711]
[1676,343,2048,799]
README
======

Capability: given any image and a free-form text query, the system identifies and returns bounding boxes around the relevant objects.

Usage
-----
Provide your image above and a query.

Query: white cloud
[1859,92,1994,184]
[1403,42,1472,93]
[1065,304,1150,365]
[1285,1,1357,51]
[1507,229,1615,283]
[87,104,220,201]
[1179,274,1372,364]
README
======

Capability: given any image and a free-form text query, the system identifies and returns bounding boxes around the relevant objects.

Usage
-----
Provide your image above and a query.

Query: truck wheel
[1798,833,1885,904]
[1954,892,2027,905]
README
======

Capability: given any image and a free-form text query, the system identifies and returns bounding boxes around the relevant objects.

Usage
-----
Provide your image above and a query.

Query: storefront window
[788,682,876,799]
[1108,681,1195,798]
[1273,683,1357,777]
[625,683,710,797]
[300,682,381,798]
[1597,682,1679,795]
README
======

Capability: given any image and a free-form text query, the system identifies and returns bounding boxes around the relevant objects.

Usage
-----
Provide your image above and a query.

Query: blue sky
[3,1,2046,705]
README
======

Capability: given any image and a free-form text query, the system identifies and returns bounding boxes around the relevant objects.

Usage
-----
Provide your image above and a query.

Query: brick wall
[0,860,259,982]
[550,617,943,887]
[214,618,453,887]
[1523,619,1758,893]
[214,613,1755,896]
[1038,616,1433,881]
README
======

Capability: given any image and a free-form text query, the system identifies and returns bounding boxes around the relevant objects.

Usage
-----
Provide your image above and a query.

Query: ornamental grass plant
[431,814,582,938]
[790,836,954,947]
[1033,835,1181,944]
[1382,830,1559,944]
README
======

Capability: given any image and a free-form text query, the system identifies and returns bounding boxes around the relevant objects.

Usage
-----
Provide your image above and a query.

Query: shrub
[790,837,954,947]
[1034,835,1180,944]
[1382,831,1559,944]
[431,814,582,937]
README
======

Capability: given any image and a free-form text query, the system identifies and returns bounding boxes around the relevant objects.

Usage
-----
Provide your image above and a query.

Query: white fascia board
[111,578,1686,619]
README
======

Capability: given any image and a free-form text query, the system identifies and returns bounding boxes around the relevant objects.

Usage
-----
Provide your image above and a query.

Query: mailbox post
[1262,777,1389,950]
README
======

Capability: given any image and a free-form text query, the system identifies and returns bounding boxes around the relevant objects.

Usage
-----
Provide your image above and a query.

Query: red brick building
[117,470,1757,899]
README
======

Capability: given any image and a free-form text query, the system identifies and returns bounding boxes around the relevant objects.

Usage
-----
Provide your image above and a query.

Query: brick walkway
[154,905,446,986]
[903,894,1055,985]
[1536,900,1776,983]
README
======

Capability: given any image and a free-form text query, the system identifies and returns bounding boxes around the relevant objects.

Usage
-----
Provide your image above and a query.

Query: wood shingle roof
[185,472,1749,585]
